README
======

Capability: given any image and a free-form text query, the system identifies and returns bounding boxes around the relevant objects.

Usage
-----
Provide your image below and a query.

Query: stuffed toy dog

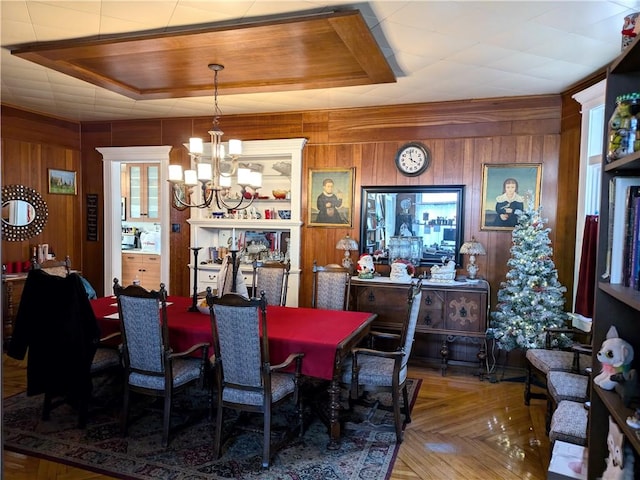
[595,326,634,391]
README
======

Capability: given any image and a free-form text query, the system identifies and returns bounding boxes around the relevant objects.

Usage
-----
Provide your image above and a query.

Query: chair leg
[120,383,130,436]
[262,404,272,468]
[524,362,532,406]
[162,391,172,448]
[392,387,403,443]
[42,392,53,420]
[213,397,224,460]
[402,384,411,424]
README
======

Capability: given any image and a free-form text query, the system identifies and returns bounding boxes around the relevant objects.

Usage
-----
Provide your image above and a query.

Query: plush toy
[356,254,375,279]
[600,416,635,480]
[595,326,634,391]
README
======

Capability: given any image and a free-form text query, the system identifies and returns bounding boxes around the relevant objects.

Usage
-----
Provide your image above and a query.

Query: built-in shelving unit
[187,138,306,306]
[589,36,640,479]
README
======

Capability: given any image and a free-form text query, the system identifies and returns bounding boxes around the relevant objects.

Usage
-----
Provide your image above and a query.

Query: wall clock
[395,142,430,176]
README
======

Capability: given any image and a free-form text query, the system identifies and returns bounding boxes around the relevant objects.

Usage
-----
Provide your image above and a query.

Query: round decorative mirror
[1,185,48,241]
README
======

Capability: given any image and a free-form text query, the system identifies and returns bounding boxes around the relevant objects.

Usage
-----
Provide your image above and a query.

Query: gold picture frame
[48,168,77,195]
[308,167,354,227]
[480,163,542,230]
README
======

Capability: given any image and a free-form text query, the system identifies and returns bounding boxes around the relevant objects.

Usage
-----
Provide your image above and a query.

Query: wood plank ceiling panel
[11,10,395,100]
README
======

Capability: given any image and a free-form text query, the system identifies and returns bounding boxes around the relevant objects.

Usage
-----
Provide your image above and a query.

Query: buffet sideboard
[351,276,489,375]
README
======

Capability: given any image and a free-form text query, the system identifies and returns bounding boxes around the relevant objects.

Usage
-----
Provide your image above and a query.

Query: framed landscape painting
[480,163,542,230]
[48,169,77,195]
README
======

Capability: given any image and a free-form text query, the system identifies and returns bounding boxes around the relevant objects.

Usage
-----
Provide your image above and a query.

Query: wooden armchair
[311,261,351,310]
[251,259,290,306]
[524,313,592,406]
[114,278,209,447]
[206,289,304,468]
[341,280,422,442]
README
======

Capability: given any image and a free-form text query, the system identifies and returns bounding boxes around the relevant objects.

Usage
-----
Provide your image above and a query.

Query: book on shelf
[623,187,640,287]
[610,177,640,284]
[630,196,640,290]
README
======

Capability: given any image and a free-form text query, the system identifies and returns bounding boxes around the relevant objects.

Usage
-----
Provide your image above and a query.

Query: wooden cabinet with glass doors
[121,163,160,222]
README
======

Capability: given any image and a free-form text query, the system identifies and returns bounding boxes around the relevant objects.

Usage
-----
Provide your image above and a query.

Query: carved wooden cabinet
[2,273,28,346]
[351,277,489,375]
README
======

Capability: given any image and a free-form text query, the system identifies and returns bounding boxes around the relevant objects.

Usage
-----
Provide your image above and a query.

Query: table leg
[327,376,342,450]
[440,339,449,376]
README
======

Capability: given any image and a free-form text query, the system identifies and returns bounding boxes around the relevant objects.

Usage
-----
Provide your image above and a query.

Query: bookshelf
[589,36,640,479]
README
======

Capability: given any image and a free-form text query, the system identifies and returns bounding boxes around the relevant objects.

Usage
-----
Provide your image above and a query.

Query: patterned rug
[3,375,420,479]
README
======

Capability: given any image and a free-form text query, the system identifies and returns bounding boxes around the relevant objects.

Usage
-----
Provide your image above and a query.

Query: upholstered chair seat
[549,400,588,446]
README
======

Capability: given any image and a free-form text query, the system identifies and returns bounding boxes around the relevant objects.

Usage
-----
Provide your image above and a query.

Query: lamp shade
[336,234,359,251]
[459,236,486,256]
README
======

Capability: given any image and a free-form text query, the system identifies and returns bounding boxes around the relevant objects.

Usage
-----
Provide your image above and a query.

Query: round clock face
[395,142,430,176]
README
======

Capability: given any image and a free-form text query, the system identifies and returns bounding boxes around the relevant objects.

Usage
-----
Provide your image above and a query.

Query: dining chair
[524,315,592,406]
[206,288,304,468]
[251,259,290,306]
[114,278,209,447]
[341,279,422,442]
[311,261,351,310]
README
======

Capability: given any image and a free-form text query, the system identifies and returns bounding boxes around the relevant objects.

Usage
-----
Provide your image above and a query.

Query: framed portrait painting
[480,163,542,230]
[308,167,354,227]
[48,169,77,195]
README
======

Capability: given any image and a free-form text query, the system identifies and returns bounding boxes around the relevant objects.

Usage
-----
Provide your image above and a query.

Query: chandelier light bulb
[189,137,203,155]
[168,165,183,182]
[184,169,198,186]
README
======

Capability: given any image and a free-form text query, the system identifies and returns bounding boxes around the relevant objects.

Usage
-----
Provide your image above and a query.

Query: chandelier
[168,64,262,211]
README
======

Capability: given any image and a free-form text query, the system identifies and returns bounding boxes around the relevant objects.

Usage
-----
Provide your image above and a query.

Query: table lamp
[459,236,486,282]
[336,234,359,271]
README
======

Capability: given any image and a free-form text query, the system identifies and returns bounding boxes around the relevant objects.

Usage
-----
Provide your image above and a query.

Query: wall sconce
[336,234,359,271]
[459,236,486,283]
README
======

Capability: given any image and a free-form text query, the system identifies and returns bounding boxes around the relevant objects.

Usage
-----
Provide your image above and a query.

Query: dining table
[91,295,376,448]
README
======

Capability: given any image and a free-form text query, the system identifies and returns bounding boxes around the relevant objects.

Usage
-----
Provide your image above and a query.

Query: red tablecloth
[92,296,374,380]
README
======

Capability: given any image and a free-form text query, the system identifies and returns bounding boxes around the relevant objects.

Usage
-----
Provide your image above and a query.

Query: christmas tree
[486,205,568,351]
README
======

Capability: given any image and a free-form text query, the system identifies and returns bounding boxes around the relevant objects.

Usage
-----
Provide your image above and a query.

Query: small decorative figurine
[356,254,375,279]
[601,416,635,480]
[390,261,413,283]
[626,408,640,429]
[594,326,634,391]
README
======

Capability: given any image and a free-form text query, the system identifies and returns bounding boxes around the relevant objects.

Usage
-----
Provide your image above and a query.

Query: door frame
[96,146,172,294]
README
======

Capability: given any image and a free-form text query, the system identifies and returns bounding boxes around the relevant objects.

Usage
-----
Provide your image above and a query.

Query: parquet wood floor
[2,354,550,479]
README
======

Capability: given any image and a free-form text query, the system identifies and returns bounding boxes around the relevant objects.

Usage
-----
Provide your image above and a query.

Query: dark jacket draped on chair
[8,269,100,400]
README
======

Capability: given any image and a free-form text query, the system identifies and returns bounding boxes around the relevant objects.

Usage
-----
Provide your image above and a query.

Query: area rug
[3,376,421,480]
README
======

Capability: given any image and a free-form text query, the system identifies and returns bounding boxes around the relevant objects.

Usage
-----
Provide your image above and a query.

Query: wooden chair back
[114,280,170,379]
[311,261,351,310]
[251,260,290,306]
[33,255,71,277]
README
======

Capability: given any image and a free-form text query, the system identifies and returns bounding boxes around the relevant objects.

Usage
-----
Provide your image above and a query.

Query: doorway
[96,146,172,294]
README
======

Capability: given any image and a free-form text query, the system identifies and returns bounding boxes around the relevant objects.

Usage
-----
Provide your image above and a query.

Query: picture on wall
[480,163,542,230]
[308,167,354,227]
[48,169,77,195]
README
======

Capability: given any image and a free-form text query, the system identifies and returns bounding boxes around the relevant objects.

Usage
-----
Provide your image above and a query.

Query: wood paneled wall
[2,94,579,319]
[1,106,82,271]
